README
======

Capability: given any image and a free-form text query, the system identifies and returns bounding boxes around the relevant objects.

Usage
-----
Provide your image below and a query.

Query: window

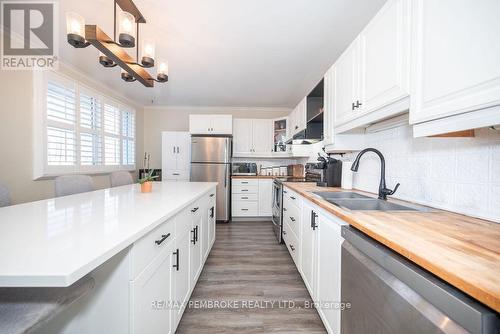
[34,71,136,178]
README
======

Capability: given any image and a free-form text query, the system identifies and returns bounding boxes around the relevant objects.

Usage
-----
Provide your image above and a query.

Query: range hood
[287,79,324,145]
[287,110,323,145]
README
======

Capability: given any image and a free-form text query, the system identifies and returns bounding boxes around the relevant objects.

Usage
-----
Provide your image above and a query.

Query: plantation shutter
[46,81,76,166]
[80,93,103,166]
[104,103,121,165]
[122,110,135,165]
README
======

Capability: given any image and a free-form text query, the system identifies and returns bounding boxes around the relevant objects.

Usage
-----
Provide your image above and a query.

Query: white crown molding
[143,105,292,113]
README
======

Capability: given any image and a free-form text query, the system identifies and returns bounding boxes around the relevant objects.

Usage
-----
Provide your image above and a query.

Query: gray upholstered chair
[0,184,11,207]
[54,175,94,197]
[110,171,134,187]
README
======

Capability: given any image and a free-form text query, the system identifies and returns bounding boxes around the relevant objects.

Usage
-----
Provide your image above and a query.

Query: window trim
[33,70,136,180]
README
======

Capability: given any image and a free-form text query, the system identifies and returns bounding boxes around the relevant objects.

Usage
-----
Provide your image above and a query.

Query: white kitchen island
[0,181,217,334]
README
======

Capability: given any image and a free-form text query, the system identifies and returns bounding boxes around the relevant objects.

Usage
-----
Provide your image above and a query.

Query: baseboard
[230,217,272,222]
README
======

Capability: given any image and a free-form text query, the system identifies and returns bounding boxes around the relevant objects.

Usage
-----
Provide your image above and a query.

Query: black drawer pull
[290,216,296,222]
[191,207,199,213]
[283,207,287,212]
[155,233,171,245]
[283,230,287,235]
[241,182,249,184]
[241,189,249,192]
[283,190,288,194]
[290,244,295,251]
[173,249,179,271]
[210,193,215,197]
[172,173,180,176]
[290,196,296,200]
[210,206,214,218]
[241,209,249,211]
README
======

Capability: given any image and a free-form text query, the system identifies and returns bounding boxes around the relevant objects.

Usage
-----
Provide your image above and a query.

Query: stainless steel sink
[313,191,371,200]
[326,198,422,211]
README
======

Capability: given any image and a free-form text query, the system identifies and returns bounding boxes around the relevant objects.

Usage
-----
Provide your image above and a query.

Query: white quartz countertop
[0,181,217,287]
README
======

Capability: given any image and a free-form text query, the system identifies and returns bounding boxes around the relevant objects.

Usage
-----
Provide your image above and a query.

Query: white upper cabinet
[333,38,361,127]
[233,119,253,156]
[410,0,500,136]
[252,119,273,154]
[189,115,233,135]
[232,119,273,157]
[359,0,410,116]
[288,97,307,138]
[331,0,411,133]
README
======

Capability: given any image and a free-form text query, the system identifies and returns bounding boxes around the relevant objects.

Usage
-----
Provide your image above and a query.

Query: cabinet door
[289,106,298,135]
[162,132,178,171]
[300,202,317,296]
[176,132,191,171]
[172,231,190,328]
[211,115,233,134]
[334,39,361,126]
[130,245,173,334]
[258,179,273,216]
[190,213,203,285]
[410,0,500,124]
[297,97,307,132]
[252,119,273,155]
[233,119,253,156]
[316,214,342,334]
[359,0,410,115]
[189,115,212,134]
[323,66,335,146]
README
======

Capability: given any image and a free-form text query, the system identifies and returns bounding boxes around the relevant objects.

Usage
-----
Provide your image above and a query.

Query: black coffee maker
[316,154,342,187]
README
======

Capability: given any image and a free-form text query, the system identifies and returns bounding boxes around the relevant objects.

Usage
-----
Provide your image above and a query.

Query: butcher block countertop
[284,182,500,313]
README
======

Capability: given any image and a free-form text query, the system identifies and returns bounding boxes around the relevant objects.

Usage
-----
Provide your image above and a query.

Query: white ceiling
[59,0,386,108]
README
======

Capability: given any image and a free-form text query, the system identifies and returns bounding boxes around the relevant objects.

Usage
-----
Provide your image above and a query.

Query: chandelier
[66,0,167,87]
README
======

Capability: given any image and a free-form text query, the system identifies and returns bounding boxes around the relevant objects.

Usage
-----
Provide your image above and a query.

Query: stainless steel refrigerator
[190,136,232,222]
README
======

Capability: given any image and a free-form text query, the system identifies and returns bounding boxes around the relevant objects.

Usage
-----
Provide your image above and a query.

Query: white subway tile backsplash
[348,125,500,223]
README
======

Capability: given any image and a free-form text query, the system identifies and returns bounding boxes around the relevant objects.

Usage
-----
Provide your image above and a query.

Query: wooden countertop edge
[283,183,500,312]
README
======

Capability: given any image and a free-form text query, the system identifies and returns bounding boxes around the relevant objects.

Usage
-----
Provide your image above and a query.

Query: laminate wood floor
[176,221,326,333]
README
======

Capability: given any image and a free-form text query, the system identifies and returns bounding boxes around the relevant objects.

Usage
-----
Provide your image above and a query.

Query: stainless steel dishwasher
[341,226,499,334]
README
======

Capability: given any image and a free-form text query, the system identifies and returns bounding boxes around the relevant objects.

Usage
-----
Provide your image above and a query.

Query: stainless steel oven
[272,179,283,243]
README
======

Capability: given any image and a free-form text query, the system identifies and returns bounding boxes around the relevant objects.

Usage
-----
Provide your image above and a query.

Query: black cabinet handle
[173,249,179,271]
[172,173,180,176]
[283,207,287,212]
[290,216,296,222]
[356,100,363,108]
[210,193,215,197]
[195,226,199,242]
[210,206,214,218]
[290,196,296,200]
[242,181,249,184]
[283,230,287,235]
[295,125,298,130]
[290,244,295,251]
[191,207,199,213]
[352,102,356,111]
[191,228,196,244]
[311,211,318,230]
[283,190,288,194]
[155,233,171,246]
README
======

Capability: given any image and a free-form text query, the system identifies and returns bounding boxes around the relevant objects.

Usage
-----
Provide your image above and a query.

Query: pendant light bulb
[157,60,169,82]
[66,12,88,48]
[118,11,135,48]
[141,39,155,67]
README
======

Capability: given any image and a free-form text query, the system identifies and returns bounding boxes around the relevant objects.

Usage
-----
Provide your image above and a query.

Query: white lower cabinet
[283,186,345,334]
[130,243,174,334]
[316,213,343,334]
[232,178,273,218]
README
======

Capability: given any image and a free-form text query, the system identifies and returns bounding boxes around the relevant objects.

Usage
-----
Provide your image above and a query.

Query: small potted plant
[139,153,158,193]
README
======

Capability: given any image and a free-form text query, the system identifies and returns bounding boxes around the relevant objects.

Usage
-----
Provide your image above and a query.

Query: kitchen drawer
[283,187,302,208]
[283,221,300,267]
[130,218,176,279]
[232,193,258,201]
[163,169,189,181]
[283,203,301,238]
[232,185,258,194]
[232,179,258,187]
[232,201,258,216]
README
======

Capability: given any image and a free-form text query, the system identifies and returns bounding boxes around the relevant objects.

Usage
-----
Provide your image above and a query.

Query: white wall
[0,67,144,204]
[344,125,500,222]
[143,106,290,168]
